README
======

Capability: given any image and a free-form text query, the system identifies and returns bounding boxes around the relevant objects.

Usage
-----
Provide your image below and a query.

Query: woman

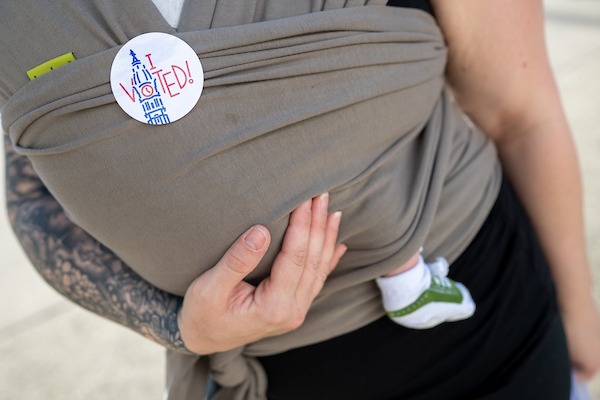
[2,0,599,399]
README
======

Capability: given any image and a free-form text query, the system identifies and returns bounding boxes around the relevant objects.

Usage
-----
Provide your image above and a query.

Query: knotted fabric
[1,1,501,399]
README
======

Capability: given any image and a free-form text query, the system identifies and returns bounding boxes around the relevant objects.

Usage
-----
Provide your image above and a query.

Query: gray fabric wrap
[1,1,501,399]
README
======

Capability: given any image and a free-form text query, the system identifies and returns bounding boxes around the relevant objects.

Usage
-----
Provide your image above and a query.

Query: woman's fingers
[297,208,343,302]
[201,225,271,303]
[330,243,348,273]
[267,198,313,295]
[260,193,343,332]
[269,193,338,301]
[305,193,330,272]
[324,212,345,273]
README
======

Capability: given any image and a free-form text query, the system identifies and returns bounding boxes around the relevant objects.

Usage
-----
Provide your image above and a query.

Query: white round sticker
[110,32,204,125]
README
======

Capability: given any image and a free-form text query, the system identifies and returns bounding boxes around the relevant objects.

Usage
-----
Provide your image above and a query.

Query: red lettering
[172,64,188,89]
[186,60,192,78]
[148,62,194,98]
[145,53,156,70]
[151,69,166,93]
[119,82,137,103]
[162,71,179,97]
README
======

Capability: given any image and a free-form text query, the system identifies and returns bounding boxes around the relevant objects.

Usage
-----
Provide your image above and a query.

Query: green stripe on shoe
[386,279,464,318]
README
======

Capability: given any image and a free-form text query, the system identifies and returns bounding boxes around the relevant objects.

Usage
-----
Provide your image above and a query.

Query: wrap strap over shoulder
[1,2,501,399]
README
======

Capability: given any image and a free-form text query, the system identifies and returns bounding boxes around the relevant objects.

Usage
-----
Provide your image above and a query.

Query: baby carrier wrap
[1,1,501,398]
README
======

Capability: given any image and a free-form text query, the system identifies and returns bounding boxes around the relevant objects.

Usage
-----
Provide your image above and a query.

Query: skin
[4,133,191,354]
[177,195,347,354]
[3,0,599,386]
[382,252,421,277]
[3,136,344,355]
[430,0,600,380]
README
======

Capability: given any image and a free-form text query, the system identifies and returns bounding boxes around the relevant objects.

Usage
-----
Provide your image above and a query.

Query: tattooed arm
[3,133,192,354]
[4,132,346,355]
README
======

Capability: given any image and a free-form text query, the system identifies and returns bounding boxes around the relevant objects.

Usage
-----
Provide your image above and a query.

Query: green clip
[27,52,76,81]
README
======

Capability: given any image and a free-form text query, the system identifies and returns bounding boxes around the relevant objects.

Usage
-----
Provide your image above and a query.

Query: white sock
[376,256,476,329]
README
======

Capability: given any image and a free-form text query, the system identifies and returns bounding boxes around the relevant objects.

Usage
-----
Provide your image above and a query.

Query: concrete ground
[1,1,599,398]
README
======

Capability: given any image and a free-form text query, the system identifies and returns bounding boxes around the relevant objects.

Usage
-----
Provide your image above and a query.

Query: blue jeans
[204,377,219,400]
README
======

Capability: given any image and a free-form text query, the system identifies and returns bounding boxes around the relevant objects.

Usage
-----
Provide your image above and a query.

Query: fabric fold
[1,2,501,399]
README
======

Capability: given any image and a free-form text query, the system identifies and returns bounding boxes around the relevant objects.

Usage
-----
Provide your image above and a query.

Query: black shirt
[387,0,433,16]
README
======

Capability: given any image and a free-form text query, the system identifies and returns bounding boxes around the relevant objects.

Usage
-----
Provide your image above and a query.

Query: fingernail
[244,227,267,251]
[319,192,329,212]
[333,211,342,226]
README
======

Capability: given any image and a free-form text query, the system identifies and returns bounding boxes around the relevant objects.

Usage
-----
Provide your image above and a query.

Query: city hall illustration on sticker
[123,49,170,125]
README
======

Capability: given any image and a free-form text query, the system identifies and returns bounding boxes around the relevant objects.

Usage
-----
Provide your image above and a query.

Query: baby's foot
[376,256,475,329]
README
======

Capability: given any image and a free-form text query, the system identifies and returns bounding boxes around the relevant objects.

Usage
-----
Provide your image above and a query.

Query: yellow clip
[27,52,76,81]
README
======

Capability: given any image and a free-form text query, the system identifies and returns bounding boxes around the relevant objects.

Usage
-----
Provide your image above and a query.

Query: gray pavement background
[1,1,599,398]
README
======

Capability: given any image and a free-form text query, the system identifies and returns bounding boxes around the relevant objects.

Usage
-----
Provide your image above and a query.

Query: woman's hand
[178,193,346,355]
[563,299,600,381]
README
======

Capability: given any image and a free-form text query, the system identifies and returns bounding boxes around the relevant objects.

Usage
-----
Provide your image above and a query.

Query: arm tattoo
[3,133,193,355]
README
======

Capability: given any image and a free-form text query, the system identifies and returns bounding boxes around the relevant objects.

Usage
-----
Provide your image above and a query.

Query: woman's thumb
[209,225,271,291]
